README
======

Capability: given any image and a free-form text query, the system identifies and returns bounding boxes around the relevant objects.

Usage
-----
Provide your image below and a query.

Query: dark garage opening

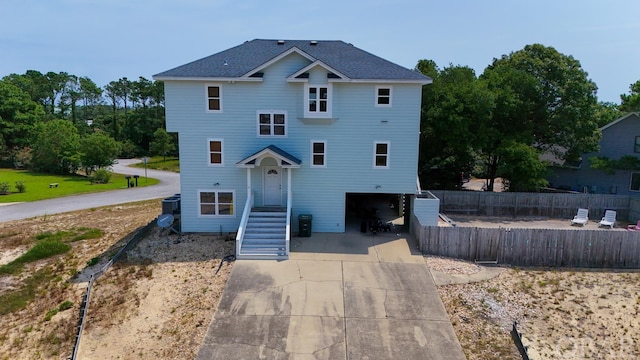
[345,193,406,233]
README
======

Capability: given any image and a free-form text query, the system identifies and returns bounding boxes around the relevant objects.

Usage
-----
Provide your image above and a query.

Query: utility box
[298,214,312,237]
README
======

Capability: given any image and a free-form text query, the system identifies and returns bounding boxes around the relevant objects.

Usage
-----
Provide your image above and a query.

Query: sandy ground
[427,255,640,359]
[77,230,234,359]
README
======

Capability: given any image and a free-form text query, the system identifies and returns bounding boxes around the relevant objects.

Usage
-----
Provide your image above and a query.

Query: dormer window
[206,84,222,112]
[304,84,332,118]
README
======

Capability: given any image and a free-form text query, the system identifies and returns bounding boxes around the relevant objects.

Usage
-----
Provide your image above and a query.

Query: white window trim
[310,140,327,168]
[207,138,224,166]
[198,190,235,217]
[256,110,288,137]
[373,141,390,169]
[630,172,640,192]
[375,85,392,107]
[205,83,223,113]
[304,83,332,118]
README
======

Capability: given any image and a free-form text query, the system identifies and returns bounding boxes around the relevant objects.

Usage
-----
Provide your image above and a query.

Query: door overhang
[236,145,301,169]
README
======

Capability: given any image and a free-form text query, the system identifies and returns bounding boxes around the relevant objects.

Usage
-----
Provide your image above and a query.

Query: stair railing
[236,191,254,257]
[285,189,292,258]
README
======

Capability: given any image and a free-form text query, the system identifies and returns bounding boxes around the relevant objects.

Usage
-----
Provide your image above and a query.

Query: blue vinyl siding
[164,52,423,232]
[548,114,640,197]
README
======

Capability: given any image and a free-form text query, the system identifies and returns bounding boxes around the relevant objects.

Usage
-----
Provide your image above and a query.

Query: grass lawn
[129,156,180,172]
[0,169,160,203]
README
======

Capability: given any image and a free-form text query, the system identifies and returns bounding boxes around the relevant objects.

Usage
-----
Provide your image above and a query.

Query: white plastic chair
[599,210,616,229]
[571,208,589,226]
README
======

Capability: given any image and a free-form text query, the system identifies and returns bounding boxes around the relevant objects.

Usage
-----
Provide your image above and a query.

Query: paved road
[0,159,180,222]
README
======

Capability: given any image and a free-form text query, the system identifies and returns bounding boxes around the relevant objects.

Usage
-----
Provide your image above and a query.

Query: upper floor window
[635,136,640,153]
[375,86,392,107]
[304,84,332,118]
[199,190,234,216]
[258,111,286,137]
[311,140,326,168]
[208,139,223,165]
[206,84,222,112]
[374,141,390,168]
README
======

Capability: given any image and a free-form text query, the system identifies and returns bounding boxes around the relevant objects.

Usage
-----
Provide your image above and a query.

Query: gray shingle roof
[154,39,430,83]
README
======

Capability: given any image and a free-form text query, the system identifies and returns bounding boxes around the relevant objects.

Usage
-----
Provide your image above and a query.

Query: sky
[1,0,639,104]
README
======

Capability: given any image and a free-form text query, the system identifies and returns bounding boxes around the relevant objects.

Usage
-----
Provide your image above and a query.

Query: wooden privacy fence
[429,190,635,221]
[414,223,640,268]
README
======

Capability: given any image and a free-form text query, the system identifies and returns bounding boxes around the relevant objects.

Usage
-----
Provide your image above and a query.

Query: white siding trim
[205,83,223,113]
[310,140,327,168]
[373,141,390,169]
[207,138,224,166]
[375,85,393,107]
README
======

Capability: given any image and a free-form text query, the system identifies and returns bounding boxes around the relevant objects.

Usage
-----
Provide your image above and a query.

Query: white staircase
[238,208,288,260]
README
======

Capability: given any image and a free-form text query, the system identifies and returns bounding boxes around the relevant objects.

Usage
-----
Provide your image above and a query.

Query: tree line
[0,71,175,175]
[416,43,640,192]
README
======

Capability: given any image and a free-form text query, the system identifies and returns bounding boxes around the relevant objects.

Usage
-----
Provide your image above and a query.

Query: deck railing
[236,191,254,257]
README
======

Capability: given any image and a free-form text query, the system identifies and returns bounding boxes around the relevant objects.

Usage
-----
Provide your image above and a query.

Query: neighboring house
[153,39,431,259]
[547,112,640,196]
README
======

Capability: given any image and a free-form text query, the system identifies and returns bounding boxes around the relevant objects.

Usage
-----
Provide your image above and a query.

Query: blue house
[154,39,431,259]
[547,112,640,196]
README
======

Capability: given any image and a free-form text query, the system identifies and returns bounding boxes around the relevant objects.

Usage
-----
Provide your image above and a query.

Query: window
[257,111,286,136]
[311,141,326,167]
[199,190,234,216]
[631,173,640,192]
[635,136,640,153]
[206,84,222,112]
[376,86,392,107]
[374,142,390,168]
[304,84,332,118]
[208,139,223,165]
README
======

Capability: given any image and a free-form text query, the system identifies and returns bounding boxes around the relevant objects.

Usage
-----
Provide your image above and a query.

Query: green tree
[594,101,622,128]
[79,132,120,175]
[620,80,640,112]
[480,44,600,191]
[31,120,80,174]
[497,142,549,191]
[149,128,175,161]
[0,80,45,152]
[416,60,494,189]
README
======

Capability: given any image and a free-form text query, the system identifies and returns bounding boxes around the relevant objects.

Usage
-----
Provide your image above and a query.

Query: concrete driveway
[0,159,179,222]
[197,232,466,360]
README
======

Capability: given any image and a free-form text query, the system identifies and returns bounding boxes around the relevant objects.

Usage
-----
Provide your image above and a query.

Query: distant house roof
[600,112,640,131]
[154,39,431,84]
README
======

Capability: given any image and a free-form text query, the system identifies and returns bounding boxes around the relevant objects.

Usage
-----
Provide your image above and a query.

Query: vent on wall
[310,40,318,46]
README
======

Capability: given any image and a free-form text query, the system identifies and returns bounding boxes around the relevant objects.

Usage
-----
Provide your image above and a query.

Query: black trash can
[298,214,312,237]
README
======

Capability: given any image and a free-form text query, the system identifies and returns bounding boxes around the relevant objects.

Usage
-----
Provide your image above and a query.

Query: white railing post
[285,168,292,258]
[236,191,254,258]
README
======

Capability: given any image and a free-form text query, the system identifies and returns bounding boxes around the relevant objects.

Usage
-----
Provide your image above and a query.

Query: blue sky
[1,0,639,103]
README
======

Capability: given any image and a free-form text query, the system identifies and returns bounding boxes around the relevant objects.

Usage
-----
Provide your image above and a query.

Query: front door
[263,167,282,206]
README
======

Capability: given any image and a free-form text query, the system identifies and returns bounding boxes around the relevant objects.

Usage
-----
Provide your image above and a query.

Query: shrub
[0,182,9,194]
[15,181,26,193]
[90,169,112,184]
[44,308,58,321]
[86,257,100,266]
[58,300,73,311]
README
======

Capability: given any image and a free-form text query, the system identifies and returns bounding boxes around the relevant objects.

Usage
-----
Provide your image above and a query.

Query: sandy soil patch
[426,256,640,359]
[78,230,234,359]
